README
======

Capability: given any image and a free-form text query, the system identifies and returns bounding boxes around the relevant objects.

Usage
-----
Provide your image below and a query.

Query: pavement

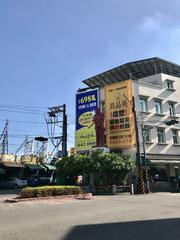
[0,192,180,240]
[0,188,20,202]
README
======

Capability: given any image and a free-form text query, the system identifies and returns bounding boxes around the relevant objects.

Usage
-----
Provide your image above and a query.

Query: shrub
[20,186,82,198]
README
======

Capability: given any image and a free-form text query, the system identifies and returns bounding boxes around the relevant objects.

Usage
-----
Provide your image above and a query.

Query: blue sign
[75,89,99,151]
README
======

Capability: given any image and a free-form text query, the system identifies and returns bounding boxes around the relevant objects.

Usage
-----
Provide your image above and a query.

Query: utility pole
[62,104,67,157]
[132,97,141,167]
[123,95,144,193]
[45,104,67,157]
[140,121,151,193]
[132,97,145,194]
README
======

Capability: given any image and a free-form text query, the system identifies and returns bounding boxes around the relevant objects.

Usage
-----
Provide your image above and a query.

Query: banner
[75,89,99,152]
[105,80,135,149]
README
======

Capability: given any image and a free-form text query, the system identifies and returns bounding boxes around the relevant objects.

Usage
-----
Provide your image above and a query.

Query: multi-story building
[81,57,180,180]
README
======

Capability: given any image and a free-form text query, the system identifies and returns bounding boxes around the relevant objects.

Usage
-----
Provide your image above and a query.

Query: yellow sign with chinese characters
[105,80,135,149]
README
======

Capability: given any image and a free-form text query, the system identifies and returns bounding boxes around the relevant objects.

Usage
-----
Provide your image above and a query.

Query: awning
[146,154,180,161]
[149,160,180,164]
[24,164,46,171]
[1,162,25,168]
[42,164,56,171]
[0,168,5,174]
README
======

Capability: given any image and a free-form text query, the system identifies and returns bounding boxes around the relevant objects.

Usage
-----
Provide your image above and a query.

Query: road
[0,192,180,240]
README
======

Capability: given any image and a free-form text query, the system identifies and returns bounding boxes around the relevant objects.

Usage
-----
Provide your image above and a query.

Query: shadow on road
[62,218,180,240]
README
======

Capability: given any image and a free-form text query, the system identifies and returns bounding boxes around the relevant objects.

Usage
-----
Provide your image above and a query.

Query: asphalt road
[0,192,180,240]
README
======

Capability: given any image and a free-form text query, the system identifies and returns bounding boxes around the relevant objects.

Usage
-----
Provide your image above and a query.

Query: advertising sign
[75,89,99,152]
[105,80,135,149]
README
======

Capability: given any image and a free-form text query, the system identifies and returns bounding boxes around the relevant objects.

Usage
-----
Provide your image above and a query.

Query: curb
[4,193,92,203]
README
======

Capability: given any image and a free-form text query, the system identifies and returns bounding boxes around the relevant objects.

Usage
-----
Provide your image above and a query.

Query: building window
[143,129,151,143]
[157,128,166,143]
[140,97,148,112]
[101,101,105,114]
[172,129,179,144]
[167,80,174,90]
[155,100,162,114]
[169,102,176,116]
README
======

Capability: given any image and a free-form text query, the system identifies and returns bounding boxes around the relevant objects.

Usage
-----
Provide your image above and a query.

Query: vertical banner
[105,80,135,149]
[75,89,99,152]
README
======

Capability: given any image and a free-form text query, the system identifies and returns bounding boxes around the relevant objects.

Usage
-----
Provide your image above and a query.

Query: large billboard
[105,80,135,149]
[75,89,99,152]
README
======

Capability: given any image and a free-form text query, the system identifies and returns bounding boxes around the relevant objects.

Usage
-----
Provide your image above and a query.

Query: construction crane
[0,120,9,160]
[34,136,48,163]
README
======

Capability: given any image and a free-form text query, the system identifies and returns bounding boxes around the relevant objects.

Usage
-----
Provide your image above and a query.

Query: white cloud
[139,13,162,33]
[137,13,180,64]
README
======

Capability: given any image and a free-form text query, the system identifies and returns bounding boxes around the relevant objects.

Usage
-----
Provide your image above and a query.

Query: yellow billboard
[105,80,135,149]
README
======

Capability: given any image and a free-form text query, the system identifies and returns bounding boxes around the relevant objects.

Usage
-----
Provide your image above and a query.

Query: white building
[83,57,180,180]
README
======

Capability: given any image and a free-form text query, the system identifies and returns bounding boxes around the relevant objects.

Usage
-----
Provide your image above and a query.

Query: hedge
[20,186,82,198]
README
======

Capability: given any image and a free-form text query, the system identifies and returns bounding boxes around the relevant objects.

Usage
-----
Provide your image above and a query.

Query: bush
[20,186,82,198]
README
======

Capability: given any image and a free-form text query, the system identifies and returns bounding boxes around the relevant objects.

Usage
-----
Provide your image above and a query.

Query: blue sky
[0,0,180,154]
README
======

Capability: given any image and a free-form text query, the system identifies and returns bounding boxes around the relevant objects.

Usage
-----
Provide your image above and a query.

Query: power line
[0,104,48,109]
[0,119,45,124]
[0,108,44,115]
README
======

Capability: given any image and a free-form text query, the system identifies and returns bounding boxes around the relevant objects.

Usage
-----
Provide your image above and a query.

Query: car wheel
[13,184,18,189]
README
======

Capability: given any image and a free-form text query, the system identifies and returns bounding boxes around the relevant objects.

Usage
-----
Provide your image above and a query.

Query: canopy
[42,164,56,171]
[149,160,180,164]
[1,162,25,168]
[24,164,46,171]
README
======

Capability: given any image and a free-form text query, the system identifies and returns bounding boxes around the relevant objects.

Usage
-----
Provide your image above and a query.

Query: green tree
[56,150,134,186]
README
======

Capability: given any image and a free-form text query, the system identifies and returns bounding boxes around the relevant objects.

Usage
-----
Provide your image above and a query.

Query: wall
[133,73,180,157]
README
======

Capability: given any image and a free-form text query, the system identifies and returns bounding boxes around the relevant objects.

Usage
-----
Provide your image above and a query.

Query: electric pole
[62,104,67,157]
[45,104,67,157]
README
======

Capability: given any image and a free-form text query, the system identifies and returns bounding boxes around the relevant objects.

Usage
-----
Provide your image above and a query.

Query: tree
[56,150,134,185]
[103,152,134,184]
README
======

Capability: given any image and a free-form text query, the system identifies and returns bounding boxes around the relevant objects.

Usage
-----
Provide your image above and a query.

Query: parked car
[27,175,40,187]
[0,177,27,189]
[27,173,56,187]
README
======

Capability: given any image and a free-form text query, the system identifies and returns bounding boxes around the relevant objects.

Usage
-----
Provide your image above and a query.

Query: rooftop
[83,57,180,88]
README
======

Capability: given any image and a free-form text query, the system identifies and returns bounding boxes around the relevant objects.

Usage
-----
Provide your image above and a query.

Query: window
[167,81,174,90]
[169,102,175,116]
[140,97,148,112]
[172,129,179,144]
[157,128,166,143]
[143,129,151,143]
[155,100,162,114]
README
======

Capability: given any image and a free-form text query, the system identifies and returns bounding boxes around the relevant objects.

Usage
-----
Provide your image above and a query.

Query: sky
[0,0,180,155]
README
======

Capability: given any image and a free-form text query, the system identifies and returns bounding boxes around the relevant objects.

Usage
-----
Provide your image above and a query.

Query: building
[77,57,180,180]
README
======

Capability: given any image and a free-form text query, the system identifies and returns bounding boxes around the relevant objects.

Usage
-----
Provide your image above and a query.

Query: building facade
[78,57,180,180]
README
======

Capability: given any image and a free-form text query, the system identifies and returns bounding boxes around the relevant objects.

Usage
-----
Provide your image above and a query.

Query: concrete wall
[133,73,180,156]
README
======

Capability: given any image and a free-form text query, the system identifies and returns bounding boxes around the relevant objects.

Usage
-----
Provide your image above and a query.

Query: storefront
[146,154,180,181]
[0,162,25,179]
